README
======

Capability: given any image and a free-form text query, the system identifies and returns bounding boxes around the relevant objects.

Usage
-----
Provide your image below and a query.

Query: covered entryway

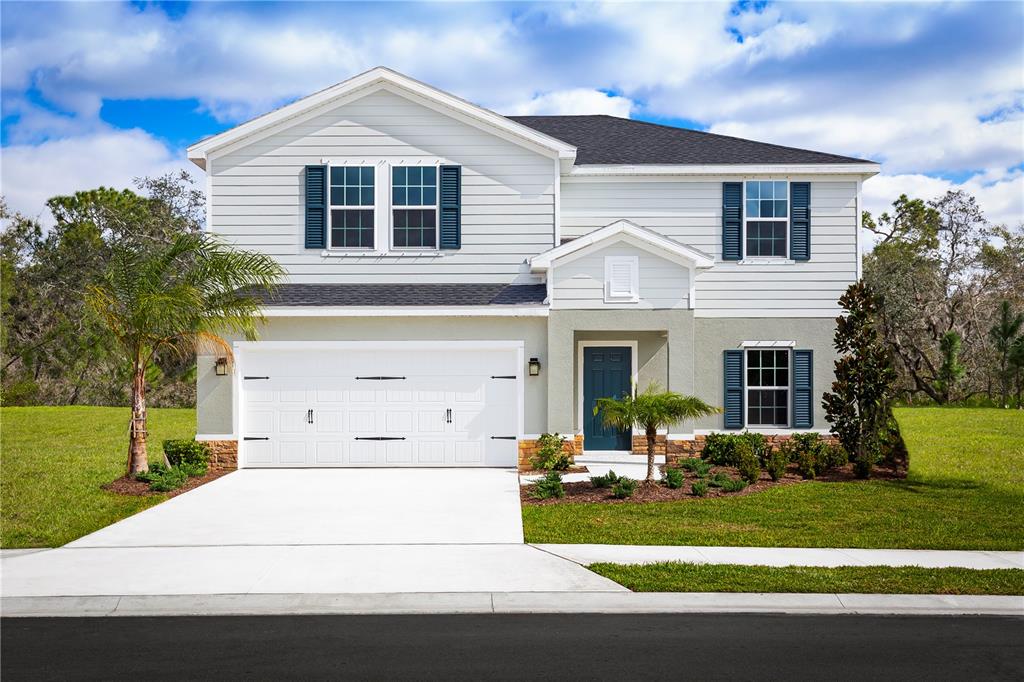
[237,342,522,468]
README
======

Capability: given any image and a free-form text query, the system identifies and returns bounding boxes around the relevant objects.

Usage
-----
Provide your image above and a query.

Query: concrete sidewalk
[535,544,1024,570]
[3,592,1021,618]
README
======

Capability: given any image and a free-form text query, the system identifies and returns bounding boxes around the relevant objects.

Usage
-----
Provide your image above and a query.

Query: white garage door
[238,344,520,468]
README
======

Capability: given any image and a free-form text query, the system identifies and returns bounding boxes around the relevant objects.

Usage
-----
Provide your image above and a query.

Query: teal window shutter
[722,182,742,260]
[439,165,461,250]
[790,182,810,261]
[723,349,744,429]
[304,165,327,249]
[792,349,813,428]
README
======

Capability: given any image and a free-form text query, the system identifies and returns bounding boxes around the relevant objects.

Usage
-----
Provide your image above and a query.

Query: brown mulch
[521,459,906,506]
[103,467,235,498]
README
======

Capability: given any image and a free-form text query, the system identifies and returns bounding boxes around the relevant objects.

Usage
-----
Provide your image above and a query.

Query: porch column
[546,311,576,434]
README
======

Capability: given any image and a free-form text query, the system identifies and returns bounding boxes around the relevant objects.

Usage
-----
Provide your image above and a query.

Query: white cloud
[2,129,191,226]
[863,169,1024,229]
[509,89,634,117]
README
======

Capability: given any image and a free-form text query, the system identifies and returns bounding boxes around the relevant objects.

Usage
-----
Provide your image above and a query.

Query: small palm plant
[595,383,721,482]
[87,232,283,475]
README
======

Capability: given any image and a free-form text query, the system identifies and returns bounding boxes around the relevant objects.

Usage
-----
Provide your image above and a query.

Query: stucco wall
[197,315,547,436]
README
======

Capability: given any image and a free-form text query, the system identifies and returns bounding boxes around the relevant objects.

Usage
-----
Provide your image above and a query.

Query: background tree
[594,383,720,482]
[934,330,965,403]
[86,233,283,474]
[823,281,898,478]
[1009,337,1024,409]
[989,301,1024,408]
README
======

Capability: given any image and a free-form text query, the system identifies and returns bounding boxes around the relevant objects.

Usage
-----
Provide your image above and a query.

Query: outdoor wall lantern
[528,357,541,376]
[214,357,229,376]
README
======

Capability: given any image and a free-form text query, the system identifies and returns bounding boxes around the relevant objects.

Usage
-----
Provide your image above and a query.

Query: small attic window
[604,256,639,303]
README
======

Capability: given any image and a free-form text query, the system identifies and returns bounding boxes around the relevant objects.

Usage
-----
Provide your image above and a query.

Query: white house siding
[559,177,859,317]
[550,243,690,310]
[209,89,556,284]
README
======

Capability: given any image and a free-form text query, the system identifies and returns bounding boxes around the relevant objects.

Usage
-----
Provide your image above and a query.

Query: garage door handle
[354,436,406,441]
[491,436,517,440]
[355,376,406,381]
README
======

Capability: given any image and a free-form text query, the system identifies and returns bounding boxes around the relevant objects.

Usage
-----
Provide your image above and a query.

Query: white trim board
[575,340,640,447]
[568,163,880,177]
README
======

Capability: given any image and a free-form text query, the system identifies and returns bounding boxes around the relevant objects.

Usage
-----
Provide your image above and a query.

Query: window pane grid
[745,180,787,257]
[746,349,789,426]
[392,166,438,248]
[329,166,375,249]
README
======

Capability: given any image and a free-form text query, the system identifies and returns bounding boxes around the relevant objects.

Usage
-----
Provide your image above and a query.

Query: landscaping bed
[522,460,904,506]
[588,562,1024,595]
[103,466,233,498]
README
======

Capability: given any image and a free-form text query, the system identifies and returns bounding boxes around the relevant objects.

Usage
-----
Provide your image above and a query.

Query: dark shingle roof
[507,115,873,166]
[256,283,547,307]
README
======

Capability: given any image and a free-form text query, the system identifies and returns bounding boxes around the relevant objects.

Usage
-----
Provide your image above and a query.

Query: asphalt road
[3,613,1023,680]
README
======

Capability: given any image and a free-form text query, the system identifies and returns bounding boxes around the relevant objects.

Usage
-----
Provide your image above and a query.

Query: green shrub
[136,463,188,492]
[721,477,747,493]
[691,480,709,497]
[590,470,621,488]
[531,471,565,499]
[663,466,685,489]
[741,431,770,466]
[163,439,210,476]
[679,458,711,477]
[702,432,769,467]
[783,433,839,480]
[735,441,761,484]
[853,452,879,479]
[821,443,849,471]
[611,477,637,499]
[764,448,789,481]
[531,433,571,471]
[707,471,731,488]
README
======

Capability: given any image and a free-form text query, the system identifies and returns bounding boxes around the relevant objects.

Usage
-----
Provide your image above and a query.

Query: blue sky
[2,0,1022,225]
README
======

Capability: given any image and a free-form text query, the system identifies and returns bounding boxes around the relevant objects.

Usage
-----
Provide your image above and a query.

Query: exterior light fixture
[528,357,541,376]
[214,357,229,376]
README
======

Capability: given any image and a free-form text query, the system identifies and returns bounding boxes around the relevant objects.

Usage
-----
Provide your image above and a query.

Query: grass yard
[1,406,196,548]
[523,408,1024,550]
[588,562,1024,595]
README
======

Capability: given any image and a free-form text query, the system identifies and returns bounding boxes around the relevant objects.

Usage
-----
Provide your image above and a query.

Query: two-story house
[187,67,878,470]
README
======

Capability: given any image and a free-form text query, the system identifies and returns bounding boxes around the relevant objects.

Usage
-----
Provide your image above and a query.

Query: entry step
[575,453,666,465]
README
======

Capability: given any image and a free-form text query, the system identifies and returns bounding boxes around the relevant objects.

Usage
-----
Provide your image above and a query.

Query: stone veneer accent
[518,435,584,472]
[202,440,238,469]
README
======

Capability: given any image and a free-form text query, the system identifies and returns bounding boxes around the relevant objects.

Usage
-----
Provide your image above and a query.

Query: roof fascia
[531,220,714,271]
[567,163,881,177]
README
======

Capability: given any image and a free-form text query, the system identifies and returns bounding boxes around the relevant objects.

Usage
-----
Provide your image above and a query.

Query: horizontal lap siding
[560,178,858,317]
[210,90,555,284]
[551,245,690,310]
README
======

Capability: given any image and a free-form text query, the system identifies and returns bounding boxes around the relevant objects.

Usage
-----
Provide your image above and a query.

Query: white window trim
[604,255,640,303]
[389,162,441,252]
[745,347,792,428]
[326,162,384,253]
[742,179,789,262]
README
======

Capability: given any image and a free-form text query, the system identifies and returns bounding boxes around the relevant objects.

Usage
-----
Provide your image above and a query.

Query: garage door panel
[240,347,520,468]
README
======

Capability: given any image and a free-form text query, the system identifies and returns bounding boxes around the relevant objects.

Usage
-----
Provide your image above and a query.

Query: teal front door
[583,346,632,451]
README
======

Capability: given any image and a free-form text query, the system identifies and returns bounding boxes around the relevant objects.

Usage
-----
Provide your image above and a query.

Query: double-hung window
[744,180,788,258]
[392,166,438,249]
[329,166,375,249]
[746,349,789,426]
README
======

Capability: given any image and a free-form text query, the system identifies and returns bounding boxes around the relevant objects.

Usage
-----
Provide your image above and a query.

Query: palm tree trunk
[646,426,657,482]
[127,363,149,475]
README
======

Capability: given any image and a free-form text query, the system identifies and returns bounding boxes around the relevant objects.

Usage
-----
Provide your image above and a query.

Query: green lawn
[588,562,1024,595]
[523,408,1024,550]
[1,406,197,548]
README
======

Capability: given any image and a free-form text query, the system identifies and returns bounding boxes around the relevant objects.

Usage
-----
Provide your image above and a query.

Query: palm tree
[595,382,721,482]
[86,233,283,475]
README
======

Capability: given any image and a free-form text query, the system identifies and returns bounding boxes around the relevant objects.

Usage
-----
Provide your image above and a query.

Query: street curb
[2,592,1021,618]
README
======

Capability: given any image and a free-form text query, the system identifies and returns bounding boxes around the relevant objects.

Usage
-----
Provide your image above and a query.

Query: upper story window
[392,166,438,249]
[746,348,789,426]
[745,180,788,258]
[330,166,375,249]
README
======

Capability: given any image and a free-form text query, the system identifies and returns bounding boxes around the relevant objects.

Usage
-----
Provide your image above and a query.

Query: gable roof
[508,114,875,167]
[530,219,715,271]
[187,67,577,169]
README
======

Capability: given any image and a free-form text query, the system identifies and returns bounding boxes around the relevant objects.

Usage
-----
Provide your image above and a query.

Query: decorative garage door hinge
[490,436,517,440]
[243,376,270,380]
[490,375,516,379]
[355,376,407,380]
[354,436,407,441]
[243,437,269,441]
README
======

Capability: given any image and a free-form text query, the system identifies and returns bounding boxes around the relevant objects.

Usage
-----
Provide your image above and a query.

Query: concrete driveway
[1,469,624,597]
[66,469,525,546]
